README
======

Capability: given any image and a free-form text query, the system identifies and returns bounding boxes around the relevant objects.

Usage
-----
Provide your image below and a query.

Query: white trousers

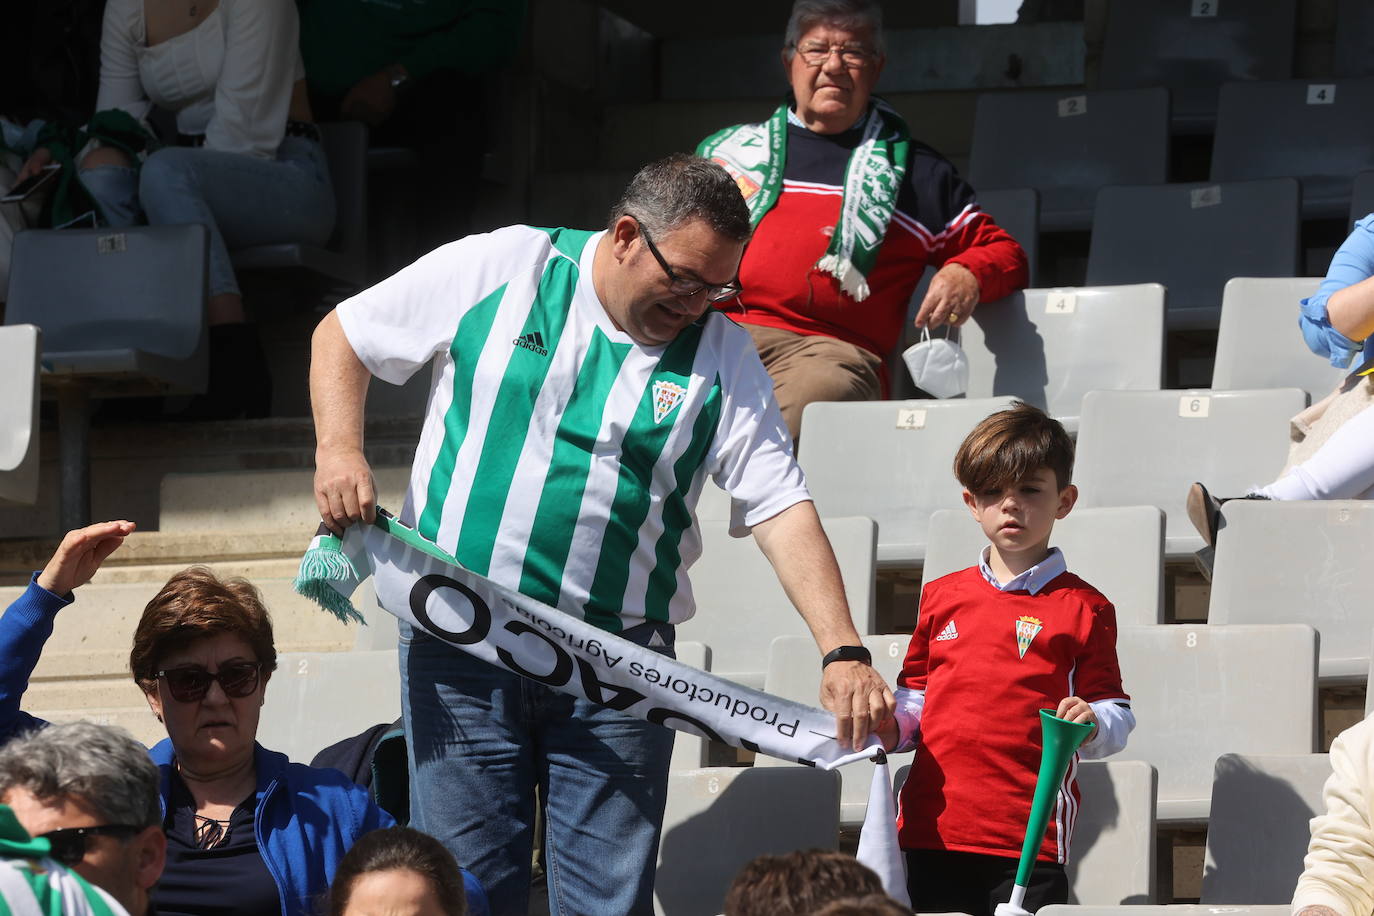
[1258,403,1374,500]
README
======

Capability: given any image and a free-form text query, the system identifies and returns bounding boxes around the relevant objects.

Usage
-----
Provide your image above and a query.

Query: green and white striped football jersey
[338,225,809,631]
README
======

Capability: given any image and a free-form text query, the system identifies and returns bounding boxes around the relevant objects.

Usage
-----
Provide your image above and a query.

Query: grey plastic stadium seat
[1086,179,1301,331]
[920,506,1165,626]
[1074,388,1305,559]
[1212,277,1345,403]
[350,579,398,651]
[1042,907,1289,916]
[1351,170,1374,229]
[757,634,914,828]
[668,641,712,772]
[675,516,876,689]
[969,88,1169,232]
[654,766,840,916]
[1209,500,1374,685]
[1113,624,1318,823]
[1200,753,1333,904]
[800,397,1018,569]
[1211,79,1374,220]
[961,283,1165,429]
[257,649,400,764]
[1098,0,1297,130]
[1335,0,1374,78]
[0,325,40,505]
[231,121,368,287]
[5,224,209,527]
[691,481,732,523]
[1067,761,1158,905]
[890,759,1157,905]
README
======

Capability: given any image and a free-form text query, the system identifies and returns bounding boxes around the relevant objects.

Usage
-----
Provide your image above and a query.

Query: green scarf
[697,100,910,302]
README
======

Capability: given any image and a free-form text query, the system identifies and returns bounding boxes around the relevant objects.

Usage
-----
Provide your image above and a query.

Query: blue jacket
[148,739,393,916]
[0,577,489,916]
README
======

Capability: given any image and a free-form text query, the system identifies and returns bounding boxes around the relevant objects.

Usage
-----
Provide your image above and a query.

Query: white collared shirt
[976,545,1066,595]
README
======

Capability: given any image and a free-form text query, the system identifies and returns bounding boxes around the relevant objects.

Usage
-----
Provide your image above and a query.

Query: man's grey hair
[783,0,886,58]
[0,722,160,829]
[607,154,752,243]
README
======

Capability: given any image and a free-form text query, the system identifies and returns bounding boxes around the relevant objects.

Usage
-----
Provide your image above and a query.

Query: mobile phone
[2,163,61,204]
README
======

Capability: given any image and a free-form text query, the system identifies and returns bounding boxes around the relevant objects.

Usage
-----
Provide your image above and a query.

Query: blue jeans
[399,620,677,916]
[78,136,335,298]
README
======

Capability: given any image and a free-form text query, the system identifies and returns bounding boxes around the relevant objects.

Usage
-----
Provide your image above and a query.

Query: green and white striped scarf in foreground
[697,101,911,302]
[0,806,127,915]
[295,512,909,904]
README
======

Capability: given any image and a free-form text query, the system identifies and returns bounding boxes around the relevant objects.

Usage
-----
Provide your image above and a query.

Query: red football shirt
[896,567,1130,863]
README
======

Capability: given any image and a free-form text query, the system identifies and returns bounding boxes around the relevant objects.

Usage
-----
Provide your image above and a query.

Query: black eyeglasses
[156,661,262,703]
[635,220,742,303]
[39,825,142,867]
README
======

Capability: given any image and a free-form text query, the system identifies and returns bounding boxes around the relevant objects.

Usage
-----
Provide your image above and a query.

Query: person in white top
[309,154,896,916]
[15,0,335,419]
[1293,714,1374,916]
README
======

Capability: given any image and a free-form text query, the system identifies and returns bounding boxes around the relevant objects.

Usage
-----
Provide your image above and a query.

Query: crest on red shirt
[1014,615,1043,659]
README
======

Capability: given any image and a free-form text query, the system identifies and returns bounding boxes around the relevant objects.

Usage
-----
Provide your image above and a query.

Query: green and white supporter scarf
[697,101,910,302]
[296,514,909,905]
[0,806,126,915]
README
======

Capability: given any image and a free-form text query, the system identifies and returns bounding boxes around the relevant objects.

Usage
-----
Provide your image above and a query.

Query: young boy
[880,402,1135,916]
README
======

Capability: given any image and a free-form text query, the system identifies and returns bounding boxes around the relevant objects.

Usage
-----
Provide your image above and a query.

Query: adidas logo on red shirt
[935,620,959,641]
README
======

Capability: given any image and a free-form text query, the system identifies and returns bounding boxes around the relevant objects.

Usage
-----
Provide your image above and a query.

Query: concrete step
[0,575,360,681]
[30,702,167,749]
[0,416,421,540]
[159,467,411,534]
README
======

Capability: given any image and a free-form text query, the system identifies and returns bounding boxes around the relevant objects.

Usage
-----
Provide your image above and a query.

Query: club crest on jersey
[652,380,687,424]
[1014,615,1043,659]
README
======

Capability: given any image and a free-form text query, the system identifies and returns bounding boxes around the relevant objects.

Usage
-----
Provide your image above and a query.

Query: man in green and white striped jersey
[310,154,894,915]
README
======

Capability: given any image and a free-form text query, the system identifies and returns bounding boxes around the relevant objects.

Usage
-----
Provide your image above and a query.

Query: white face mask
[902,326,969,399]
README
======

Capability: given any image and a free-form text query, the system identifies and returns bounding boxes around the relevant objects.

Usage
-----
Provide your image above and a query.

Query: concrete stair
[0,459,410,737]
[0,415,421,540]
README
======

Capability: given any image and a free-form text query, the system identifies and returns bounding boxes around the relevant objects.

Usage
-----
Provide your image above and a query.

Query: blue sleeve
[1300,214,1374,368]
[461,869,491,916]
[0,576,67,744]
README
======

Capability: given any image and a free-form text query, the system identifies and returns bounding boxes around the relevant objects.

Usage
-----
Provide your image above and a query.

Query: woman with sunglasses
[0,521,404,916]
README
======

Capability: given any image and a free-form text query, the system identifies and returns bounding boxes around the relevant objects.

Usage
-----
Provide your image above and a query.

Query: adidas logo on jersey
[513,331,548,356]
[935,620,959,641]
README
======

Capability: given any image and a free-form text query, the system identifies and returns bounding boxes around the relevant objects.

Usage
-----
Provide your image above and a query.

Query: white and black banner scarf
[296,513,909,904]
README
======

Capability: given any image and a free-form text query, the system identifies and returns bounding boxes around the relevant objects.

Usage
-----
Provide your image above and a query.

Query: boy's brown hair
[723,850,884,916]
[953,401,1075,493]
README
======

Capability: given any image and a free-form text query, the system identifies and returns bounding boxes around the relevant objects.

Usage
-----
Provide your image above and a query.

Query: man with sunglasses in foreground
[311,153,894,915]
[0,721,164,915]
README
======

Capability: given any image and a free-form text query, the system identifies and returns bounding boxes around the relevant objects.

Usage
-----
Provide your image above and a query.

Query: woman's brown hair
[129,566,278,691]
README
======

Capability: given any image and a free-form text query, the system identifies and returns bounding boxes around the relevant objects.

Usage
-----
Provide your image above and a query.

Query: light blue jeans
[78,135,335,297]
[399,620,677,916]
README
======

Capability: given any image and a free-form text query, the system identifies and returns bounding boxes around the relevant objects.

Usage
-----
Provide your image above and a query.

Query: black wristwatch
[821,645,872,668]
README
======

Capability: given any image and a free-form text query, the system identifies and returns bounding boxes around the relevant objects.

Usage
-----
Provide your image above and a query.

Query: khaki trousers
[745,324,883,443]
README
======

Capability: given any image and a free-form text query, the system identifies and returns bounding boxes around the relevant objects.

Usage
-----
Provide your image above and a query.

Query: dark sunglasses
[156,661,262,703]
[39,825,142,867]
